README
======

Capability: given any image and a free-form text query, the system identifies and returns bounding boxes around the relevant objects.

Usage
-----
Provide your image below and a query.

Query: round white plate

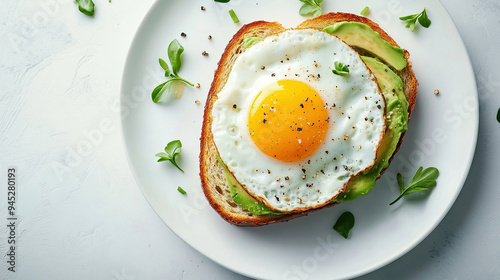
[121,0,478,279]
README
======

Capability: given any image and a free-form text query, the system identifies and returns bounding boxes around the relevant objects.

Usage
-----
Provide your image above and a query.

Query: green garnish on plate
[390,167,439,205]
[155,140,184,173]
[399,8,431,31]
[333,212,355,239]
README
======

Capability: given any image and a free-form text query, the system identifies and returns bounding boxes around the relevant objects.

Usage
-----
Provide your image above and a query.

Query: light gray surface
[0,0,498,279]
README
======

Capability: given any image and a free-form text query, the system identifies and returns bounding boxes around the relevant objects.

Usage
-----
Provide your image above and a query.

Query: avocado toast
[199,12,418,226]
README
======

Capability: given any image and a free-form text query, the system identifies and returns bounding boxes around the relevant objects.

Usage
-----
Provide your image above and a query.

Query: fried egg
[211,29,385,213]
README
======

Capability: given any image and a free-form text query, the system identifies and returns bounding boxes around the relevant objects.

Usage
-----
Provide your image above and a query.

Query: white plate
[120,0,478,279]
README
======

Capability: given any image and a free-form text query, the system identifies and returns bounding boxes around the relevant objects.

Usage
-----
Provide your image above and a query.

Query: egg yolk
[248,79,329,162]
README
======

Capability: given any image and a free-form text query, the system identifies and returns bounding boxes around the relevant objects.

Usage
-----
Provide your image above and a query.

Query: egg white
[211,29,385,212]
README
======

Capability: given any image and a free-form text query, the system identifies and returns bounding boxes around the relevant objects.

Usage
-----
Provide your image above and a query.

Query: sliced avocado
[216,154,284,215]
[323,22,407,71]
[363,56,408,131]
[333,56,408,202]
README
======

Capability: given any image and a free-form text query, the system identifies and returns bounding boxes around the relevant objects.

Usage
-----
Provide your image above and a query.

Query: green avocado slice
[323,22,407,71]
[333,56,408,202]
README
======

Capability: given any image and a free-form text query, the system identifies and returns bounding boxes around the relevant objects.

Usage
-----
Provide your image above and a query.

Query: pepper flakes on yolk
[248,79,330,162]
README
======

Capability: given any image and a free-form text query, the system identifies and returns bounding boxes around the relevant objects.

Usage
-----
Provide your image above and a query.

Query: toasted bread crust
[200,13,418,226]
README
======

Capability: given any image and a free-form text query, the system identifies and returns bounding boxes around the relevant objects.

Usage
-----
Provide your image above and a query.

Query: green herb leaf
[168,39,184,75]
[397,172,405,191]
[152,81,168,103]
[152,78,193,103]
[229,9,239,23]
[418,9,431,28]
[497,108,500,123]
[390,167,439,205]
[400,8,431,31]
[155,152,169,162]
[332,61,349,76]
[155,140,184,172]
[299,0,322,17]
[243,37,263,49]
[333,211,355,239]
[406,20,417,32]
[76,0,95,16]
[177,186,187,195]
[156,80,175,102]
[152,39,194,103]
[399,13,418,21]
[299,4,319,16]
[159,58,171,77]
[360,6,370,16]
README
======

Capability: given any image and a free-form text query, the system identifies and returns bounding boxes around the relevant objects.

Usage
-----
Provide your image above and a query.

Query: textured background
[0,0,499,279]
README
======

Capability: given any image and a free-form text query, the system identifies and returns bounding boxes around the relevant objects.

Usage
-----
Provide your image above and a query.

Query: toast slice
[199,12,418,226]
